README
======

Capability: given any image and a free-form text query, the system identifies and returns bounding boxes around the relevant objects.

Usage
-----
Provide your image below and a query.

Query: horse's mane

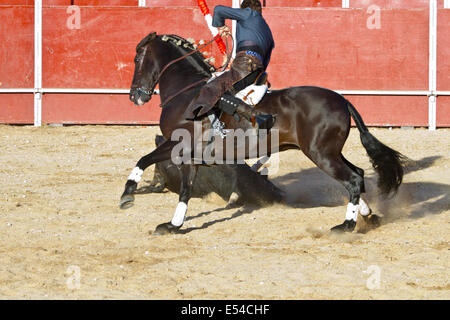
[137,32,215,78]
[158,34,216,77]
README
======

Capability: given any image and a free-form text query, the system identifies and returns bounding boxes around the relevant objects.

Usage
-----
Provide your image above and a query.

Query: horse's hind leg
[341,155,372,217]
[306,151,365,232]
[341,155,365,192]
[153,164,198,235]
[120,139,178,209]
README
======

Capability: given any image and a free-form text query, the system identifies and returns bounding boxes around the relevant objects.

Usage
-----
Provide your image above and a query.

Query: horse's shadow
[140,156,449,234]
[271,155,449,228]
[178,206,257,234]
[363,156,449,222]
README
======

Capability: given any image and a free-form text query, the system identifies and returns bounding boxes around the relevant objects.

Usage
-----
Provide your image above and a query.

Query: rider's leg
[235,102,276,131]
[185,52,274,124]
[218,92,275,131]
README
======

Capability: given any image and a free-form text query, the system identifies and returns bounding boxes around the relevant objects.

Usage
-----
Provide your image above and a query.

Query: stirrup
[253,114,276,132]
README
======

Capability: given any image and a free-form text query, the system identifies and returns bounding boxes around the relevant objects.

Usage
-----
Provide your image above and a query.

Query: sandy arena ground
[0,125,448,300]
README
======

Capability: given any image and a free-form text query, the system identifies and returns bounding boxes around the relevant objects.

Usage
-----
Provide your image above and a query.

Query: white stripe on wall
[429,0,437,130]
[34,0,42,127]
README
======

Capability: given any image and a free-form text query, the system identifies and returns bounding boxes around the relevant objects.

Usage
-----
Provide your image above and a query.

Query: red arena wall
[0,0,448,127]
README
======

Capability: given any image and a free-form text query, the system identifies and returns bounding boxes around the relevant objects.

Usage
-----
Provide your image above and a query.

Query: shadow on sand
[271,155,449,229]
[139,156,449,234]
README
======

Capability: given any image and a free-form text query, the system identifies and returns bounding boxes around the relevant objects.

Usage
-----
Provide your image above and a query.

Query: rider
[185,0,275,130]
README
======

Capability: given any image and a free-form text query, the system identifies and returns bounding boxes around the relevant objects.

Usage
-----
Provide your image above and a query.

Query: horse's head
[130,32,215,107]
[130,32,159,106]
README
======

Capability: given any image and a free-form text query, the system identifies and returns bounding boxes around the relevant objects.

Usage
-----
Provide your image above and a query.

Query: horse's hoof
[362,214,382,228]
[331,220,356,233]
[152,222,181,236]
[119,194,135,210]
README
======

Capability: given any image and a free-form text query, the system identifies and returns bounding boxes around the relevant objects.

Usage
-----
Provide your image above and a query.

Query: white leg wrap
[171,202,188,227]
[128,167,144,183]
[345,203,360,222]
[359,198,371,216]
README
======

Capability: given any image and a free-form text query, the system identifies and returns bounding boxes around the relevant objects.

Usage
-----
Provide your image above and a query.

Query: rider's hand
[218,25,231,37]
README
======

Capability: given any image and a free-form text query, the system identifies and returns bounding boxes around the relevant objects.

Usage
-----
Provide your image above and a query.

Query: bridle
[132,34,234,107]
[136,87,153,96]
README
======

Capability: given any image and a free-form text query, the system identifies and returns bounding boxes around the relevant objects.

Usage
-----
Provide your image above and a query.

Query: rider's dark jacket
[212,5,275,69]
[184,6,274,120]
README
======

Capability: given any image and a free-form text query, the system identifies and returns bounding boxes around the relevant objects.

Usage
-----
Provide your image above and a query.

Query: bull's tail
[347,101,406,197]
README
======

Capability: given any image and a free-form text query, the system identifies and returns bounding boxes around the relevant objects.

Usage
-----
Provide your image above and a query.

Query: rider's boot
[235,103,276,131]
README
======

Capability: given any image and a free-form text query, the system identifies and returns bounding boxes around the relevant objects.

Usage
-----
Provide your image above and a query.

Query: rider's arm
[212,6,252,28]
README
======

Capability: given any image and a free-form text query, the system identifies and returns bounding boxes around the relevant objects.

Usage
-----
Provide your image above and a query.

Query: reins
[157,34,234,107]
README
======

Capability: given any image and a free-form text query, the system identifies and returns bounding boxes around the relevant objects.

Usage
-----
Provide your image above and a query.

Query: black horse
[120,32,405,235]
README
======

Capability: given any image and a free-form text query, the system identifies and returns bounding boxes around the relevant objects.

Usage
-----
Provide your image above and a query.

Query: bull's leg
[250,155,271,173]
[225,166,242,208]
[153,164,198,235]
[120,139,178,209]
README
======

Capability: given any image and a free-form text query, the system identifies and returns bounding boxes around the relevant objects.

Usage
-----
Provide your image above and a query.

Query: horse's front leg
[120,139,178,209]
[153,164,198,235]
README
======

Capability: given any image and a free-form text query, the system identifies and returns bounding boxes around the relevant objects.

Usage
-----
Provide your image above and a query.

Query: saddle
[208,71,270,115]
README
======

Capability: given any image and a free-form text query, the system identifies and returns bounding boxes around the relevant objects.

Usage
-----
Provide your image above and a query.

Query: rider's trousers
[184,51,264,120]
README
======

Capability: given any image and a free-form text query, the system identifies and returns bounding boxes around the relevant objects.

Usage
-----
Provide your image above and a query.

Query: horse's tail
[346,100,406,197]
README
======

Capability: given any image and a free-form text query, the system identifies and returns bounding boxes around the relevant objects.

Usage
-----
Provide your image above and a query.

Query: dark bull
[146,135,285,207]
